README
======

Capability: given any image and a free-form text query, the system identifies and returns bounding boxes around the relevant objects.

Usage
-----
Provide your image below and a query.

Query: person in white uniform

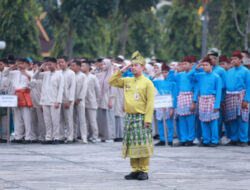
[33,57,64,144]
[81,60,101,143]
[28,61,46,143]
[0,58,9,143]
[5,58,35,143]
[96,59,116,142]
[70,60,88,144]
[112,64,125,142]
[57,56,76,144]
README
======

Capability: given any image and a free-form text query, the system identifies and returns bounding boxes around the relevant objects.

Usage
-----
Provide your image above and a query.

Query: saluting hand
[120,63,131,73]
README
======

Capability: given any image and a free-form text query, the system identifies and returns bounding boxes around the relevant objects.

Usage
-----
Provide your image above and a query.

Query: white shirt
[75,71,87,106]
[0,68,8,93]
[5,69,33,90]
[34,70,64,106]
[98,86,116,110]
[85,73,101,109]
[28,79,43,108]
[61,69,76,103]
[113,88,125,117]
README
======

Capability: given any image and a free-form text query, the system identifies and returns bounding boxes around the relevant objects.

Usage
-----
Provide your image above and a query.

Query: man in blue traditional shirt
[225,51,250,147]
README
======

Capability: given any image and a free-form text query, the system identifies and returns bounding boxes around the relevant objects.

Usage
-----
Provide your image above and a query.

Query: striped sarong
[122,113,154,158]
[176,91,194,116]
[199,95,219,122]
[225,90,249,122]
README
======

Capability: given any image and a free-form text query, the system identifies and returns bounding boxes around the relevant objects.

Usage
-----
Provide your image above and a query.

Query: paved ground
[0,141,250,190]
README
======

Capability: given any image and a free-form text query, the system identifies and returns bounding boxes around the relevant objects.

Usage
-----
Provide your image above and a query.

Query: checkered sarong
[198,95,219,122]
[155,108,172,120]
[225,90,249,122]
[176,92,194,116]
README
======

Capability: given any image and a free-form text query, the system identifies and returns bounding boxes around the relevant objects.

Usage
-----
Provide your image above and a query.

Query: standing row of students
[0,56,126,144]
[153,50,250,147]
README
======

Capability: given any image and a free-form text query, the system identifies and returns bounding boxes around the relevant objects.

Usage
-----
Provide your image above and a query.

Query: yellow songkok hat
[131,51,146,65]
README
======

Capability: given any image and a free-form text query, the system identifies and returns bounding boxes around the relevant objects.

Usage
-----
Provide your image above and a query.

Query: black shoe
[137,172,149,180]
[25,140,38,144]
[66,140,74,144]
[124,172,139,180]
[155,141,165,146]
[114,138,123,142]
[53,140,65,144]
[153,135,160,140]
[168,142,173,146]
[24,140,32,144]
[42,140,53,144]
[0,139,7,143]
[210,143,218,147]
[37,140,44,144]
[239,142,248,147]
[175,142,186,146]
[185,141,194,146]
[199,142,210,147]
[248,141,250,146]
[225,140,238,146]
[11,139,24,144]
[101,139,106,143]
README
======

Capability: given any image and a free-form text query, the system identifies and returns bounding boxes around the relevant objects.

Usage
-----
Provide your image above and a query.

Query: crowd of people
[0,49,249,147]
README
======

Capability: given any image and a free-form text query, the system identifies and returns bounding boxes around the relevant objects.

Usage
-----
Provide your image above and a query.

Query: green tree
[117,0,158,56]
[163,0,202,61]
[126,10,164,58]
[42,0,117,58]
[0,0,41,58]
[217,1,248,56]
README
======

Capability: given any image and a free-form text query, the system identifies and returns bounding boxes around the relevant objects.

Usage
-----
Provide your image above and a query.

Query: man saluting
[109,51,155,180]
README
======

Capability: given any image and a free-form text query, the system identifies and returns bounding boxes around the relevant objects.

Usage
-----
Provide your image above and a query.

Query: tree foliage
[217,0,249,56]
[163,0,202,61]
[0,0,41,59]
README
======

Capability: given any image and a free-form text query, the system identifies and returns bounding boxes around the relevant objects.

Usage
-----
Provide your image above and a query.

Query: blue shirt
[213,65,227,102]
[122,69,150,79]
[226,65,250,102]
[193,72,222,109]
[122,69,133,77]
[153,74,177,108]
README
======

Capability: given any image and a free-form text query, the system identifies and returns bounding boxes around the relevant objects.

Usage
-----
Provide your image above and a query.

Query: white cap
[117,55,124,61]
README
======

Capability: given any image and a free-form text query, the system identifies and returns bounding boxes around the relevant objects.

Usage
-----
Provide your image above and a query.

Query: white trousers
[31,107,46,141]
[60,103,74,141]
[85,108,99,139]
[43,105,61,141]
[73,103,87,141]
[13,107,35,140]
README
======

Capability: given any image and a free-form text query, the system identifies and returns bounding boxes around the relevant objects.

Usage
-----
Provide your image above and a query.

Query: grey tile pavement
[0,142,250,190]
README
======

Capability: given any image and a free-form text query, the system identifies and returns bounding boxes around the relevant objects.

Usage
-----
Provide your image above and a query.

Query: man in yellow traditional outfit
[109,51,155,180]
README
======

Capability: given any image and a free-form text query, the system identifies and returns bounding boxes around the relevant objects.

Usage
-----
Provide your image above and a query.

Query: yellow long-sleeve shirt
[109,71,155,123]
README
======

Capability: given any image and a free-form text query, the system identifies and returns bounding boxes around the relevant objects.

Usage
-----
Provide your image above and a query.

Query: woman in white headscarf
[96,59,116,142]
[151,63,164,81]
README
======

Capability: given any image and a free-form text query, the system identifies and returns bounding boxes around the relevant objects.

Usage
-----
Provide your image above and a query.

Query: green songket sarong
[122,113,154,158]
